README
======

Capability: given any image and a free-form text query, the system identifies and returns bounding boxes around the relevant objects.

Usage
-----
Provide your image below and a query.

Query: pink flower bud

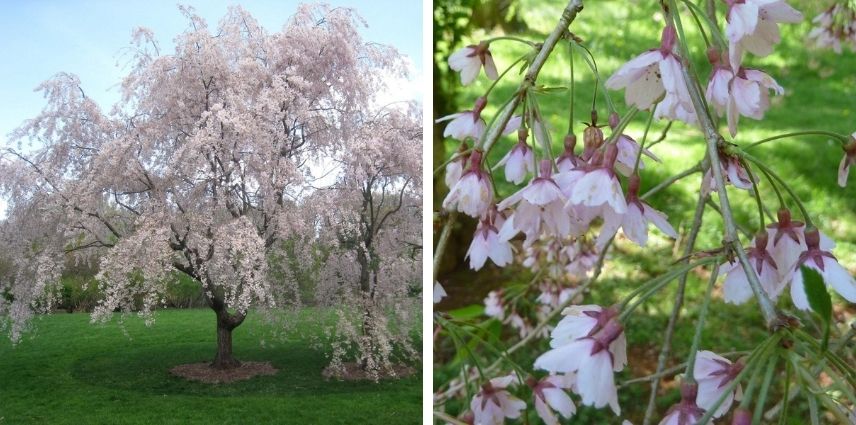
[608,112,620,129]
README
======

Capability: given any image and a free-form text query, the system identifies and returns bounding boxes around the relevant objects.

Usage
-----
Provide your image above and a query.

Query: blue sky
[0,0,422,147]
[0,0,422,216]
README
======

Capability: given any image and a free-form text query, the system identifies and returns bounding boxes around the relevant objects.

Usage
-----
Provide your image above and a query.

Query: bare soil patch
[322,362,416,381]
[170,361,278,383]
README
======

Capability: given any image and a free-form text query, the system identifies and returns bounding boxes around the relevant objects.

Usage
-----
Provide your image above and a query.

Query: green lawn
[435,0,855,423]
[0,309,421,424]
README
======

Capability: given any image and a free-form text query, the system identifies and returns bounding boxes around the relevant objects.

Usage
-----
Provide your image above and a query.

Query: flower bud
[584,123,604,152]
[608,112,620,129]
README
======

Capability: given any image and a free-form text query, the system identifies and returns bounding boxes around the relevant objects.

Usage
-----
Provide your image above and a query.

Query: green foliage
[0,309,420,424]
[58,275,101,312]
[800,266,832,350]
[56,272,207,312]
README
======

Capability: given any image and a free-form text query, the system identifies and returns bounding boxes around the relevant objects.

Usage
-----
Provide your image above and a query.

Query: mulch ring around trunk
[321,362,416,381]
[170,361,278,383]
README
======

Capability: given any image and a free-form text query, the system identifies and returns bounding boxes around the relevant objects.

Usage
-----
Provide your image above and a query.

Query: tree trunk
[209,298,246,370]
[212,317,241,370]
[359,305,374,371]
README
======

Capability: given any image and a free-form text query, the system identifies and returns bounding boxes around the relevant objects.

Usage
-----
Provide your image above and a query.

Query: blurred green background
[433,0,855,423]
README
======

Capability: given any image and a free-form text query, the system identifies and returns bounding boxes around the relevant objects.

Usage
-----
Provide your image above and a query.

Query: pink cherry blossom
[702,150,754,195]
[706,63,734,112]
[838,134,856,187]
[467,209,513,270]
[567,144,627,215]
[658,383,705,425]
[497,130,535,184]
[449,41,499,85]
[614,134,660,176]
[606,25,695,122]
[726,0,803,69]
[726,68,783,137]
[787,229,856,310]
[705,51,783,137]
[529,375,576,425]
[445,143,469,189]
[556,134,582,172]
[764,209,835,277]
[436,97,488,141]
[547,304,606,346]
[654,90,698,124]
[508,313,536,339]
[534,306,626,414]
[498,160,571,242]
[807,4,856,53]
[693,351,744,417]
[470,374,527,425]
[484,290,505,320]
[565,242,599,278]
[536,283,580,309]
[720,232,782,304]
[443,150,493,218]
[598,175,677,248]
[436,97,521,142]
[446,158,464,189]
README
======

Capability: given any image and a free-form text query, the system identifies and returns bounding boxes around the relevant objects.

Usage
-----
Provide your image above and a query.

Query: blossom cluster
[435,1,856,423]
[807,2,856,53]
[719,210,856,309]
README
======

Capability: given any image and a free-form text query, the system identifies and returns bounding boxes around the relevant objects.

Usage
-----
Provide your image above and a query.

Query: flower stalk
[666,0,779,328]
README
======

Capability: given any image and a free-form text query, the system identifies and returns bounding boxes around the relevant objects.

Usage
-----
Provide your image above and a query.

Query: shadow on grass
[68,340,418,398]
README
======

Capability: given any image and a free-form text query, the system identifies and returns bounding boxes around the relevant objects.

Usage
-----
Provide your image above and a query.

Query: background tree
[314,104,422,380]
[0,4,402,370]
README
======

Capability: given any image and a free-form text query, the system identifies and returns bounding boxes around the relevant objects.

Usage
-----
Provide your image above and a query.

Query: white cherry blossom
[448,41,499,85]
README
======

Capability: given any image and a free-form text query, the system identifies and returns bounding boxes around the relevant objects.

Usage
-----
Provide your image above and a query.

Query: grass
[435,0,855,423]
[0,308,421,424]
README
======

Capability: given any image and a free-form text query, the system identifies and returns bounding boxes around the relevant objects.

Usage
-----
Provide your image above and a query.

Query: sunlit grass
[0,309,421,424]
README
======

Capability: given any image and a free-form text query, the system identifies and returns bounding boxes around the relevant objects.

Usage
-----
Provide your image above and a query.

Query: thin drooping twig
[434,411,469,425]
[763,324,856,420]
[479,0,584,154]
[432,211,458,282]
[432,0,586,279]
[640,162,702,200]
[666,0,778,327]
[620,350,750,388]
[705,198,753,238]
[645,119,674,149]
[434,235,611,406]
[642,187,708,425]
